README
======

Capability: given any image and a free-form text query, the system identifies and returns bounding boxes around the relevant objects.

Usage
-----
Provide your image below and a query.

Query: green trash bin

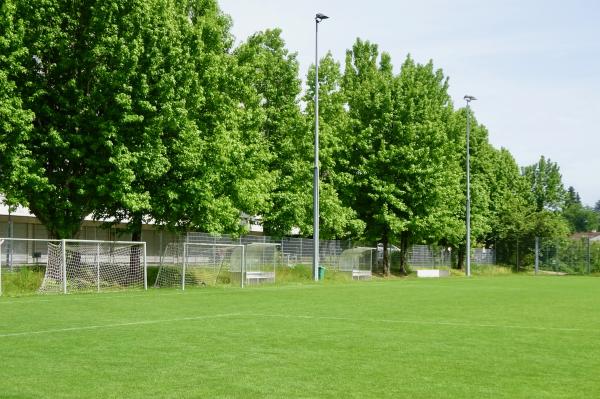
[318,266,326,281]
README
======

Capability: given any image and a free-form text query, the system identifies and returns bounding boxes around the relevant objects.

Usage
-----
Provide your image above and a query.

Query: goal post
[41,239,147,294]
[155,242,245,289]
[0,238,147,295]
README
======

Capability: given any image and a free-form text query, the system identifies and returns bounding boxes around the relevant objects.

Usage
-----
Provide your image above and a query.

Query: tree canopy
[0,2,588,269]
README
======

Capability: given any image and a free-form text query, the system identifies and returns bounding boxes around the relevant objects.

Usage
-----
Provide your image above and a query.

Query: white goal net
[154,242,244,289]
[39,240,147,294]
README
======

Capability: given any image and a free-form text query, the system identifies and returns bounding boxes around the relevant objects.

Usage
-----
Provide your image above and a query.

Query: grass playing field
[1,276,599,398]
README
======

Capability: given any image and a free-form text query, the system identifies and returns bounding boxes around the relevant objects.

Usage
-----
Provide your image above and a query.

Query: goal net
[154,242,244,289]
[339,247,375,280]
[39,240,147,294]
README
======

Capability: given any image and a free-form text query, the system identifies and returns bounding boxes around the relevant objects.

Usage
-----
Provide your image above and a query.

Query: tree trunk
[382,234,390,277]
[456,245,465,270]
[399,231,410,275]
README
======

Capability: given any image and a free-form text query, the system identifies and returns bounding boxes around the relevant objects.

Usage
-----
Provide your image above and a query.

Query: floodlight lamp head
[316,13,329,23]
[464,95,477,103]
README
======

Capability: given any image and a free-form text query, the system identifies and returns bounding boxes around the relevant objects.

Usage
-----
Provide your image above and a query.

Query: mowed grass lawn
[1,276,599,398]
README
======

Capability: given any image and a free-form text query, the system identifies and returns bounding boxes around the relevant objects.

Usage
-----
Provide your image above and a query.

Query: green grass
[1,276,599,398]
[0,267,45,296]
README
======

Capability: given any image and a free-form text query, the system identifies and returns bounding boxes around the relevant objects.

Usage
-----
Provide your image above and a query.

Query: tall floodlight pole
[464,95,476,277]
[313,13,329,281]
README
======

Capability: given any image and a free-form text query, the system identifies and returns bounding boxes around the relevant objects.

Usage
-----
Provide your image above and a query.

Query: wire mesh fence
[185,232,355,270]
[537,237,600,275]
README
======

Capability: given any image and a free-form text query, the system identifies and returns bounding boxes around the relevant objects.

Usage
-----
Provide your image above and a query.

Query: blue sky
[219,0,600,206]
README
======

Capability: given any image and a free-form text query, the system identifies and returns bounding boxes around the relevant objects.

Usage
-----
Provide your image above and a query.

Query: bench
[352,270,372,280]
[416,269,449,278]
[245,271,275,284]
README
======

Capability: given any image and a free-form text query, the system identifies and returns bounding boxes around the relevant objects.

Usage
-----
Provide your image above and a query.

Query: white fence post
[96,242,101,292]
[61,239,67,294]
[143,242,148,290]
[241,245,245,288]
[182,242,187,290]
[0,239,4,296]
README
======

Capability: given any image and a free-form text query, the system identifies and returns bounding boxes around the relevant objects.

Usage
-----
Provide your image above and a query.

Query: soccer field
[1,276,599,398]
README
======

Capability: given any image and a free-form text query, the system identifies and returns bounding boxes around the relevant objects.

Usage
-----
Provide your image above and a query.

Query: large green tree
[233,29,307,236]
[519,156,570,244]
[1,0,270,238]
[304,53,364,238]
[0,1,40,208]
[563,187,599,232]
[340,40,453,275]
[443,108,497,269]
[522,156,566,213]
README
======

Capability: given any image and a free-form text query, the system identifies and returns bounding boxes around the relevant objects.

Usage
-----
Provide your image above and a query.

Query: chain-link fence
[537,237,600,275]
[185,232,354,270]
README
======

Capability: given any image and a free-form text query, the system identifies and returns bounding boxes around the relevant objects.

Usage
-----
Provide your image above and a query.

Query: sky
[219,0,600,207]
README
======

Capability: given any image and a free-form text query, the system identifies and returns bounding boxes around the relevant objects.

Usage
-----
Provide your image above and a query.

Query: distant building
[569,232,600,242]
[1,196,263,264]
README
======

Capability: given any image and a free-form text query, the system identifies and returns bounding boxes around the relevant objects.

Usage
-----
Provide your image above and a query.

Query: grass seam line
[242,313,593,333]
[0,313,242,338]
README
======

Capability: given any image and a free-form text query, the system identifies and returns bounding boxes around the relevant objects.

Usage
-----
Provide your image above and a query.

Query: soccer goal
[339,247,375,280]
[154,242,245,289]
[40,239,147,294]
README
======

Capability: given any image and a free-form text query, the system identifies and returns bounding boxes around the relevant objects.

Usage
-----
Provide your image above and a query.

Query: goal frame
[0,238,147,295]
[155,242,246,289]
[56,239,148,294]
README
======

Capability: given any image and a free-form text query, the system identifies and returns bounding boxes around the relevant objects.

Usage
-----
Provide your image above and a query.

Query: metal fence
[536,237,600,275]
[1,230,506,273]
[185,232,354,270]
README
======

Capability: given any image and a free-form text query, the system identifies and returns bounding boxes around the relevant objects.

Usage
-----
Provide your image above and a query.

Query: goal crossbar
[0,238,148,295]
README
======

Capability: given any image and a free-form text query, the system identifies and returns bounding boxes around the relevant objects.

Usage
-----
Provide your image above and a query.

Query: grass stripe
[0,313,241,338]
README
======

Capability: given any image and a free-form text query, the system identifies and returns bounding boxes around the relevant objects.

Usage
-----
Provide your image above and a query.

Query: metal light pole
[464,95,476,277]
[313,13,329,281]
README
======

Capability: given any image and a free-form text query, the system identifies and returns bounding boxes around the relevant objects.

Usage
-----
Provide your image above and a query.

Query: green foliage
[562,187,599,232]
[305,53,365,238]
[1,0,270,238]
[339,40,454,274]
[522,156,566,212]
[234,29,308,237]
[0,267,44,296]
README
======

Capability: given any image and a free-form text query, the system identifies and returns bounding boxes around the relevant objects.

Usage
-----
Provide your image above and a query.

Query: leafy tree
[232,44,363,240]
[95,0,272,239]
[1,0,270,239]
[443,108,497,269]
[595,200,600,213]
[563,187,599,232]
[486,148,534,241]
[234,29,334,237]
[0,0,39,209]
[304,53,365,238]
[522,156,566,212]
[565,186,581,206]
[340,40,453,275]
